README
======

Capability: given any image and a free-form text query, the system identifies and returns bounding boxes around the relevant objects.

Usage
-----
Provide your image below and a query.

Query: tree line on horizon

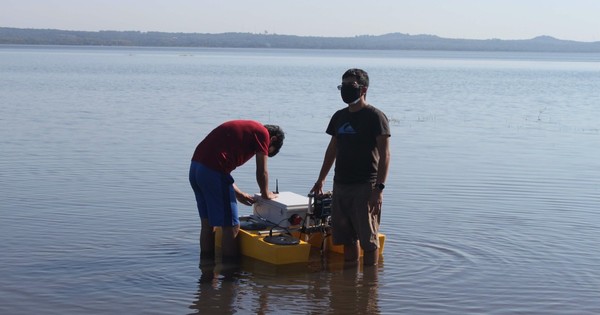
[1,27,600,52]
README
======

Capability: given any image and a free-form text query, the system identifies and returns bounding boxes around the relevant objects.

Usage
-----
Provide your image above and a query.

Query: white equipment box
[253,191,309,227]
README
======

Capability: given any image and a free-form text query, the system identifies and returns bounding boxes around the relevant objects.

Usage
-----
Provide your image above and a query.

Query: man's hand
[310,180,324,196]
[369,189,383,216]
[261,191,278,200]
[235,191,256,206]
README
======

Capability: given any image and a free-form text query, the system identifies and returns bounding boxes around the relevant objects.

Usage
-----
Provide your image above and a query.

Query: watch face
[377,183,385,190]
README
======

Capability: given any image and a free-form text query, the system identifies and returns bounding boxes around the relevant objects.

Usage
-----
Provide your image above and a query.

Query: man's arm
[232,183,255,206]
[375,135,390,186]
[256,152,276,200]
[310,136,337,194]
[370,134,390,214]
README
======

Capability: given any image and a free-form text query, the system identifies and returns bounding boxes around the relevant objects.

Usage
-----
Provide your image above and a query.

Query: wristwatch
[376,183,385,191]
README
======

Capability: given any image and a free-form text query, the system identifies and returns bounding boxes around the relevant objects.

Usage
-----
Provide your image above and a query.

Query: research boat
[216,191,385,265]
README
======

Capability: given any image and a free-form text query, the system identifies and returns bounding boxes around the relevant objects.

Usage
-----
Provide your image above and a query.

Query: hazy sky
[3,0,600,42]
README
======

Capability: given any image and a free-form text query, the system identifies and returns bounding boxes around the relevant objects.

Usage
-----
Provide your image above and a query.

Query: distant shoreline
[2,27,600,53]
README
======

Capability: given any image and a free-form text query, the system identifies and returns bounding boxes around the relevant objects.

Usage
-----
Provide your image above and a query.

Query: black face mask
[340,84,362,104]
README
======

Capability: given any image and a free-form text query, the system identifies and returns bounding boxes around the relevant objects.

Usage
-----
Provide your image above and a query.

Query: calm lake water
[1,45,600,314]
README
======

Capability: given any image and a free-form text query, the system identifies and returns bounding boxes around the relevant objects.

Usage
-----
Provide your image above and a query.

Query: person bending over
[190,120,284,263]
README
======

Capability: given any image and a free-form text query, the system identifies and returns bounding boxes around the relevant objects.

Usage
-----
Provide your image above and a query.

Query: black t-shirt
[326,105,391,184]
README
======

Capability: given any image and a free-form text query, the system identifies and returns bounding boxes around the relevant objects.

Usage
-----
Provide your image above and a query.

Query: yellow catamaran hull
[216,227,385,265]
[215,192,385,265]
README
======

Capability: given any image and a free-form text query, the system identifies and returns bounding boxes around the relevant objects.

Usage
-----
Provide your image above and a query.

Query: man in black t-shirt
[310,68,391,266]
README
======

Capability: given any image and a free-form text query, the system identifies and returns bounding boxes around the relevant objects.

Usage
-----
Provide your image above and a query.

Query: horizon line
[2,26,598,44]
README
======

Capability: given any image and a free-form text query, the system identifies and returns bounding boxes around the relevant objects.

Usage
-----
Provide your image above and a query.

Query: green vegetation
[1,27,599,52]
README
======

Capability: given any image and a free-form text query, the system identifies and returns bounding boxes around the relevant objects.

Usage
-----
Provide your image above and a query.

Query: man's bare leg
[200,218,215,259]
[221,225,240,259]
[363,248,379,266]
[344,243,360,263]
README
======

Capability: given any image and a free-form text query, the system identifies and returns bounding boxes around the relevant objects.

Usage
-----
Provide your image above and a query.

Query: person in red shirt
[190,120,285,263]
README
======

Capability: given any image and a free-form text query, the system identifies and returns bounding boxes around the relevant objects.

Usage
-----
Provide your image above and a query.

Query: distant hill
[2,27,600,52]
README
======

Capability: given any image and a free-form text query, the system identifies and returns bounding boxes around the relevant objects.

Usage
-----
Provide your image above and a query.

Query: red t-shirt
[191,120,270,174]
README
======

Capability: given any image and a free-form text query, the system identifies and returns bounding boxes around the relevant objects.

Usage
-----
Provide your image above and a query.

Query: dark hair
[342,68,369,87]
[264,124,285,157]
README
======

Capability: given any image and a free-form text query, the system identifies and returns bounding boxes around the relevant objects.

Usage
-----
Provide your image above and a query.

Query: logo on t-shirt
[338,122,357,134]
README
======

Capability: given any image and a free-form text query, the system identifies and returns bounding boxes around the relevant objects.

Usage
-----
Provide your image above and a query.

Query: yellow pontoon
[216,191,385,265]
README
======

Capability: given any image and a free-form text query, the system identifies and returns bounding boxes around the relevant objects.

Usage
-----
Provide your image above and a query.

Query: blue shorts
[189,161,239,227]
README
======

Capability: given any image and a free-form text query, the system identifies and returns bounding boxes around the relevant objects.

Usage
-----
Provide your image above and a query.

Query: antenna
[275,179,279,194]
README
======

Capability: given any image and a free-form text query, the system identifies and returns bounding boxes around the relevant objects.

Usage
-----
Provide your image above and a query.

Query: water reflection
[189,252,381,314]
[327,263,381,314]
[189,257,241,314]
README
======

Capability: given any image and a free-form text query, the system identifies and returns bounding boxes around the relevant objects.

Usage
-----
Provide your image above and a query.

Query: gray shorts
[331,181,380,251]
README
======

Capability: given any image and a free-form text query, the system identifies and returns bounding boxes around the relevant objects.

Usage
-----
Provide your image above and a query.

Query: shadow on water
[188,249,382,314]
